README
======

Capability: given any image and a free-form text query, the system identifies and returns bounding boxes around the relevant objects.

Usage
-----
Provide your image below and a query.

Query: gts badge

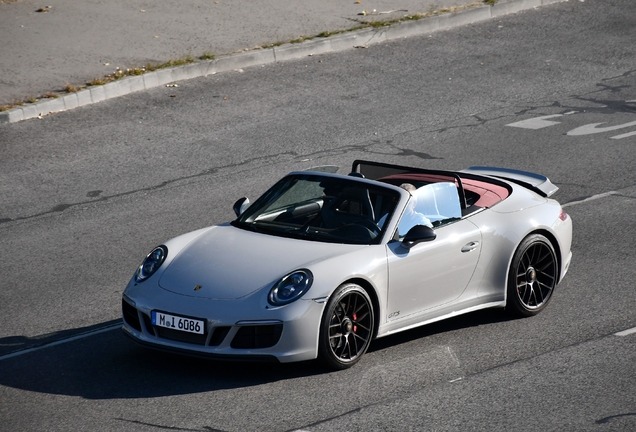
[388,311,400,319]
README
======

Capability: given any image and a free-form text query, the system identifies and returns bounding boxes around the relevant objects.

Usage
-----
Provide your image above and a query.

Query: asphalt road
[1,0,635,430]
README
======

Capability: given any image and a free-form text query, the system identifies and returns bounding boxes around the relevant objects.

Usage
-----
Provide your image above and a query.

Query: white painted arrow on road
[567,120,636,136]
[506,113,636,139]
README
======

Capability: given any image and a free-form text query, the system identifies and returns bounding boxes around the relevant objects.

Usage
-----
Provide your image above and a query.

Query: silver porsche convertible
[122,160,572,369]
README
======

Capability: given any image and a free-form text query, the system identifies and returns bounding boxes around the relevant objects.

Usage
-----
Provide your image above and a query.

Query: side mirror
[233,197,250,217]
[402,225,436,249]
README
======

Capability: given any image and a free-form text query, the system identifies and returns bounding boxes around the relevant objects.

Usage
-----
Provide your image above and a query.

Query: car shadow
[0,308,513,399]
[0,319,122,358]
[0,327,328,399]
[368,307,514,353]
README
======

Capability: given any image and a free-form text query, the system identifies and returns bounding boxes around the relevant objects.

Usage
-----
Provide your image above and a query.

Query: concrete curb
[0,0,565,124]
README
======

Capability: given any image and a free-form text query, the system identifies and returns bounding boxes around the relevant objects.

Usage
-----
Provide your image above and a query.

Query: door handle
[461,241,480,252]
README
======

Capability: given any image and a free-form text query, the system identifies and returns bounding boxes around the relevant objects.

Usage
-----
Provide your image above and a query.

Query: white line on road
[615,327,636,337]
[0,322,122,362]
[611,130,636,139]
[562,191,618,208]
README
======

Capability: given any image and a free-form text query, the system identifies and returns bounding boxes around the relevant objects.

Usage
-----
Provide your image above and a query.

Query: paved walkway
[0,0,564,122]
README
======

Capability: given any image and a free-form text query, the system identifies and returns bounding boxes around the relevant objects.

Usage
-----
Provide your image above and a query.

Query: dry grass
[1,1,490,113]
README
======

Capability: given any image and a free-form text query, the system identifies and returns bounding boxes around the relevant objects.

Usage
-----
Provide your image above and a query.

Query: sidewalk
[0,0,564,122]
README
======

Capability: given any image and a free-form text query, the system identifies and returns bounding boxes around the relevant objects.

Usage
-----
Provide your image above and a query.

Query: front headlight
[268,269,313,306]
[134,245,168,283]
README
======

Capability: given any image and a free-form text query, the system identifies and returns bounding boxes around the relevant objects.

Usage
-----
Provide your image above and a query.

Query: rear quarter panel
[463,184,570,303]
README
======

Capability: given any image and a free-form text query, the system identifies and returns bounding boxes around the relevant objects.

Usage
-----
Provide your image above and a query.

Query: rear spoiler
[461,166,558,198]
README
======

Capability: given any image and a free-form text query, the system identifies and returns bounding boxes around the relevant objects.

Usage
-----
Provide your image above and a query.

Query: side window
[397,182,461,237]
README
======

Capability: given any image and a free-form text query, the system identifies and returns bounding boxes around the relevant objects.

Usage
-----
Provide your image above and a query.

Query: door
[386,218,482,321]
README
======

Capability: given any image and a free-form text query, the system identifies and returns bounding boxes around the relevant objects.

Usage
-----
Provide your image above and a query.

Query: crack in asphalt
[287,328,636,432]
[596,412,636,425]
[115,418,227,432]
[511,97,636,119]
[3,72,633,227]
[0,142,439,226]
[601,68,636,82]
[0,170,215,225]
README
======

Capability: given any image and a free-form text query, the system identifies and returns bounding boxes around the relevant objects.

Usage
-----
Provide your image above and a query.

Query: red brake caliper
[352,313,357,333]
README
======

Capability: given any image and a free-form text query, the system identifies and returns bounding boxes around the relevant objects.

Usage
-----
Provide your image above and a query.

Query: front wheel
[318,283,374,370]
[507,234,558,317]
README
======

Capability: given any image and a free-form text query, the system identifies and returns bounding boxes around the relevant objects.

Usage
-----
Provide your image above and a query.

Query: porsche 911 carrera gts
[122,160,572,369]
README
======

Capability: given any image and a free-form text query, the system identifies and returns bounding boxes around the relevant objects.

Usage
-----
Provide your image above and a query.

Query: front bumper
[121,288,325,363]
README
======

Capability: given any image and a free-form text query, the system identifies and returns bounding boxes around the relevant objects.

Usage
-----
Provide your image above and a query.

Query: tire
[318,283,374,370]
[506,234,558,317]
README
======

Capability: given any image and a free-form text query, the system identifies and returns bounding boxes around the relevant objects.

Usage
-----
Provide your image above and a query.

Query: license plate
[151,311,205,335]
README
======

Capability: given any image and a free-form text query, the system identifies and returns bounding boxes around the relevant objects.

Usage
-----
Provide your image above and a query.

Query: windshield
[233,174,400,244]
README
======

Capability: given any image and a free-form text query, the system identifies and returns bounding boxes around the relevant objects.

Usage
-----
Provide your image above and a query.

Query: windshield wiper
[231,220,270,234]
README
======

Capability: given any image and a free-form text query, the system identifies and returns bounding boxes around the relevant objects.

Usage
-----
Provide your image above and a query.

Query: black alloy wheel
[318,283,374,370]
[507,234,558,317]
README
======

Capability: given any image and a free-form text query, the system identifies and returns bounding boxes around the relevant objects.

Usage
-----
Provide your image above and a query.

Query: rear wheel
[318,283,374,370]
[507,234,558,317]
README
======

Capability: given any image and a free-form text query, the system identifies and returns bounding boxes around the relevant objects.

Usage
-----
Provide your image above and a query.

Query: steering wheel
[355,219,381,235]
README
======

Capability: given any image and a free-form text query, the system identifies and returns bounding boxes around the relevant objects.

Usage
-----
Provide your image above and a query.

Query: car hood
[158,224,365,299]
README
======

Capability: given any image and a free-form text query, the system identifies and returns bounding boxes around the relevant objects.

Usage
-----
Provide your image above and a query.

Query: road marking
[611,130,636,139]
[615,327,636,337]
[506,114,563,130]
[505,111,635,139]
[562,191,618,208]
[0,322,122,362]
[506,111,578,130]
[567,120,636,136]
